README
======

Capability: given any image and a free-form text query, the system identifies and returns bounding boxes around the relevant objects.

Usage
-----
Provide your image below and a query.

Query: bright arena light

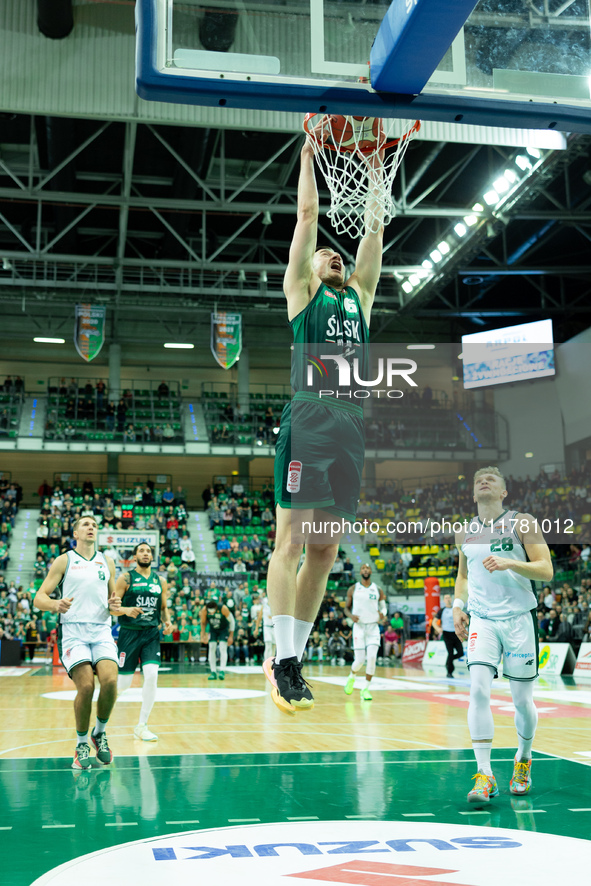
[493,176,510,193]
[527,147,541,159]
[454,222,467,237]
[422,259,433,269]
[430,249,443,263]
[409,274,420,286]
[516,155,532,171]
[34,337,65,344]
[438,241,451,255]
[163,343,195,349]
[464,214,478,226]
[483,189,500,205]
[402,281,413,293]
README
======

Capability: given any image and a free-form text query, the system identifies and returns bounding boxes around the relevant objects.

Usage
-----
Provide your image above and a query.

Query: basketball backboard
[137,0,591,133]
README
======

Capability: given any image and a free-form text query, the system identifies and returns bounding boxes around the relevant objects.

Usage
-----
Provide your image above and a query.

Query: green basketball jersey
[290,283,369,395]
[119,569,163,630]
[205,604,229,633]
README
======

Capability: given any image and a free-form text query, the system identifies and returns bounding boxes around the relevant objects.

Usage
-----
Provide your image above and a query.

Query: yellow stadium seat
[369,546,380,559]
[408,567,418,577]
[582,514,591,523]
[411,545,421,555]
[375,559,385,570]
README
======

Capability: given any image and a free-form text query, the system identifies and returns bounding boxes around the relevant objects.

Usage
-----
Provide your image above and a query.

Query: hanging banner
[74,304,106,362]
[211,312,242,369]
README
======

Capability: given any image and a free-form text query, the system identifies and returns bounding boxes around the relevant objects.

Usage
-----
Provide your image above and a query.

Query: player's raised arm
[347,152,384,324]
[283,140,320,319]
[106,557,121,614]
[33,554,71,613]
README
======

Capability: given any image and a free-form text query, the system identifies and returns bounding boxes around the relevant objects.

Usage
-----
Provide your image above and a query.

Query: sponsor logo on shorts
[286,460,302,493]
[469,632,477,652]
[525,659,534,666]
[119,651,126,667]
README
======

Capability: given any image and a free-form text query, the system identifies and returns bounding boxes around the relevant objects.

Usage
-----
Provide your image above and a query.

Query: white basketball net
[304,114,421,239]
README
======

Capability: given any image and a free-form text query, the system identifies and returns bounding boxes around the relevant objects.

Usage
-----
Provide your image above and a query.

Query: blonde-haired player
[34,516,121,769]
[343,563,387,701]
[454,467,553,803]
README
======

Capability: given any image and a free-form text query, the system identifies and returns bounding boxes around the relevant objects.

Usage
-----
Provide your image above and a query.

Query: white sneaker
[134,723,158,741]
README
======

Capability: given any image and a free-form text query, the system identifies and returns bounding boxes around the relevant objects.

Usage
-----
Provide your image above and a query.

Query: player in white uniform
[453,467,553,804]
[34,515,121,770]
[343,563,387,701]
[254,594,276,662]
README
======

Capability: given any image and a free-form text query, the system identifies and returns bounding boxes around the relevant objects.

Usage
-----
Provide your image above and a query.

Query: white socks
[293,619,314,661]
[473,740,493,776]
[272,615,296,662]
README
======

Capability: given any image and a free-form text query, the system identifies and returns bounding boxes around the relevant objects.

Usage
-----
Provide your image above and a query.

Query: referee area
[2,1,591,884]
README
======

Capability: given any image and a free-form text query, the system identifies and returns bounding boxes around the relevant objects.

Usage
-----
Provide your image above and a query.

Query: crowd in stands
[0,377,25,438]
[203,391,288,446]
[45,379,183,444]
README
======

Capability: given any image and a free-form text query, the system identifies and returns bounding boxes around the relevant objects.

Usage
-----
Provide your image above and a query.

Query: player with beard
[454,467,552,803]
[343,563,387,701]
[116,543,172,741]
[264,136,384,715]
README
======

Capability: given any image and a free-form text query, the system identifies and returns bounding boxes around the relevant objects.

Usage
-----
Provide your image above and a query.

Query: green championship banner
[211,312,242,369]
[74,304,106,362]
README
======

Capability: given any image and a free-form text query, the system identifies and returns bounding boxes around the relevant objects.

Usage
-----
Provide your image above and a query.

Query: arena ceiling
[1,3,591,351]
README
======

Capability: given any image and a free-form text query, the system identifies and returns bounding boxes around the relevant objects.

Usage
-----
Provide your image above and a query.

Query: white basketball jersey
[262,597,273,627]
[58,549,111,625]
[461,509,537,619]
[352,581,380,624]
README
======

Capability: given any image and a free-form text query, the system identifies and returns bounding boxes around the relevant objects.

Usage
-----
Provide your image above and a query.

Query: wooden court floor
[1,661,590,885]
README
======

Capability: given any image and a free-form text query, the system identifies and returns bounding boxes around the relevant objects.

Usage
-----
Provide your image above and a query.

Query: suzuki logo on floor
[31,821,590,886]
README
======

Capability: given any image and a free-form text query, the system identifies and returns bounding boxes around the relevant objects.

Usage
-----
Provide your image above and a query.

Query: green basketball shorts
[274,392,364,522]
[117,626,161,672]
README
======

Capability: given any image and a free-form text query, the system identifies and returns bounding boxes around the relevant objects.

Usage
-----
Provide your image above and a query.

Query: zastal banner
[575,642,591,675]
[402,637,427,665]
[74,304,106,362]
[211,312,242,369]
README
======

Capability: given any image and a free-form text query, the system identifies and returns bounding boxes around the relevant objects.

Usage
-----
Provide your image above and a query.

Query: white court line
[287,816,319,820]
[228,818,260,823]
[345,815,377,819]
[42,824,75,829]
[513,810,547,814]
[166,820,200,824]
[402,813,434,817]
[105,822,138,827]
[458,811,493,815]
[569,808,591,812]
[0,826,12,830]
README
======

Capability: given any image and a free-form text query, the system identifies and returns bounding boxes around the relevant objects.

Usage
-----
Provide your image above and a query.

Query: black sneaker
[72,742,92,770]
[272,656,314,711]
[91,730,113,765]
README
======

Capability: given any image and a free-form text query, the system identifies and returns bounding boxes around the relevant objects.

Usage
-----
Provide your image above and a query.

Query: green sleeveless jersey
[290,284,369,395]
[119,569,163,630]
[205,604,229,633]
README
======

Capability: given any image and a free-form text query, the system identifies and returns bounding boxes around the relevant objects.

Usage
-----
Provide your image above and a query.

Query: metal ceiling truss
[1,115,591,322]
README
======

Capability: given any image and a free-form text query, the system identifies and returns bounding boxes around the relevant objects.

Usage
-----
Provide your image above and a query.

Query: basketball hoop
[303,113,421,239]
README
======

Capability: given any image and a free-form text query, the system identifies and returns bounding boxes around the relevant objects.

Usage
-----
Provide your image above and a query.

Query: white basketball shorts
[353,622,381,650]
[467,610,538,681]
[59,622,118,677]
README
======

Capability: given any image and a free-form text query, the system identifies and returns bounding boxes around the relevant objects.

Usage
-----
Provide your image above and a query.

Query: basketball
[326,115,384,153]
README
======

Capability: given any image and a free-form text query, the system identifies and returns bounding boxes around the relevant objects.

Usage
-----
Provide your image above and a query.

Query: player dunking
[264,133,384,714]
[33,516,120,769]
[453,467,553,803]
[116,543,172,741]
[343,563,387,701]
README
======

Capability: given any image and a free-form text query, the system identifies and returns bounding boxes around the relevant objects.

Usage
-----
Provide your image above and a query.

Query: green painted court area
[1,749,590,885]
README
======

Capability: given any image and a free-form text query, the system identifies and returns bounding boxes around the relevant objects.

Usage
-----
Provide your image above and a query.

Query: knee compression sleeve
[366,644,379,676]
[467,664,495,740]
[510,679,538,741]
